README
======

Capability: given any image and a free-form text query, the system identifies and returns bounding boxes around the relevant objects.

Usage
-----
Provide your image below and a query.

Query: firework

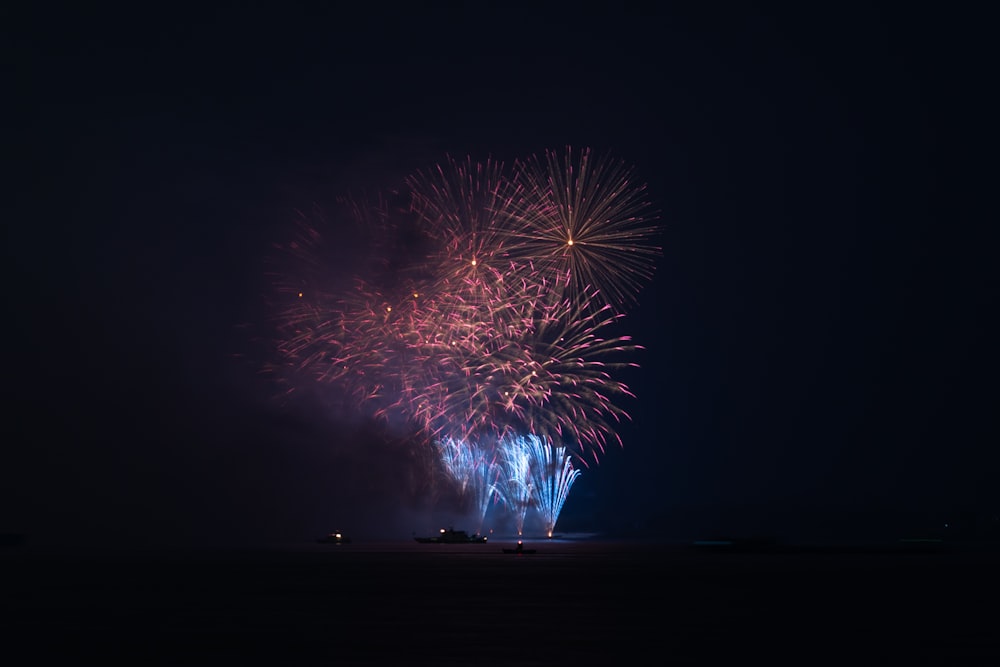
[504,146,662,313]
[405,155,526,287]
[497,434,534,536]
[266,148,659,474]
[435,437,500,535]
[525,436,581,538]
[491,434,582,537]
[402,283,640,464]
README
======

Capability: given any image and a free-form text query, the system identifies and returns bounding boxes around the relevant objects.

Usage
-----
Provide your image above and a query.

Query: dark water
[4,538,997,665]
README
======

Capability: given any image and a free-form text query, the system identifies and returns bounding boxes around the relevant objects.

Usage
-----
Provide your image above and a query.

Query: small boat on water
[414,527,488,544]
[317,531,351,544]
[502,540,536,554]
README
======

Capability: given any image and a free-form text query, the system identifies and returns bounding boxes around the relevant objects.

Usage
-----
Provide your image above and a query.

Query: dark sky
[5,3,996,547]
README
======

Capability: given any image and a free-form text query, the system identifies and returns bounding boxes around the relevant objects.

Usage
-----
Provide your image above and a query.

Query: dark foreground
[4,539,997,665]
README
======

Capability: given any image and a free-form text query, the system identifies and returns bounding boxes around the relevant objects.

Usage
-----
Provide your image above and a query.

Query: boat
[317,531,351,544]
[501,540,536,554]
[414,527,488,544]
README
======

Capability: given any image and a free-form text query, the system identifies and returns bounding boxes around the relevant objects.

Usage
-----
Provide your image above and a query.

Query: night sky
[5,3,995,548]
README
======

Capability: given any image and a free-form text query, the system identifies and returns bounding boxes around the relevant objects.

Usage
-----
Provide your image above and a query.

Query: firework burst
[504,146,662,313]
[405,154,526,286]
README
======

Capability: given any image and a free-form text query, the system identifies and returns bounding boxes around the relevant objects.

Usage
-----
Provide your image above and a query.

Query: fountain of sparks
[435,437,500,535]
[497,434,534,536]
[525,436,581,537]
